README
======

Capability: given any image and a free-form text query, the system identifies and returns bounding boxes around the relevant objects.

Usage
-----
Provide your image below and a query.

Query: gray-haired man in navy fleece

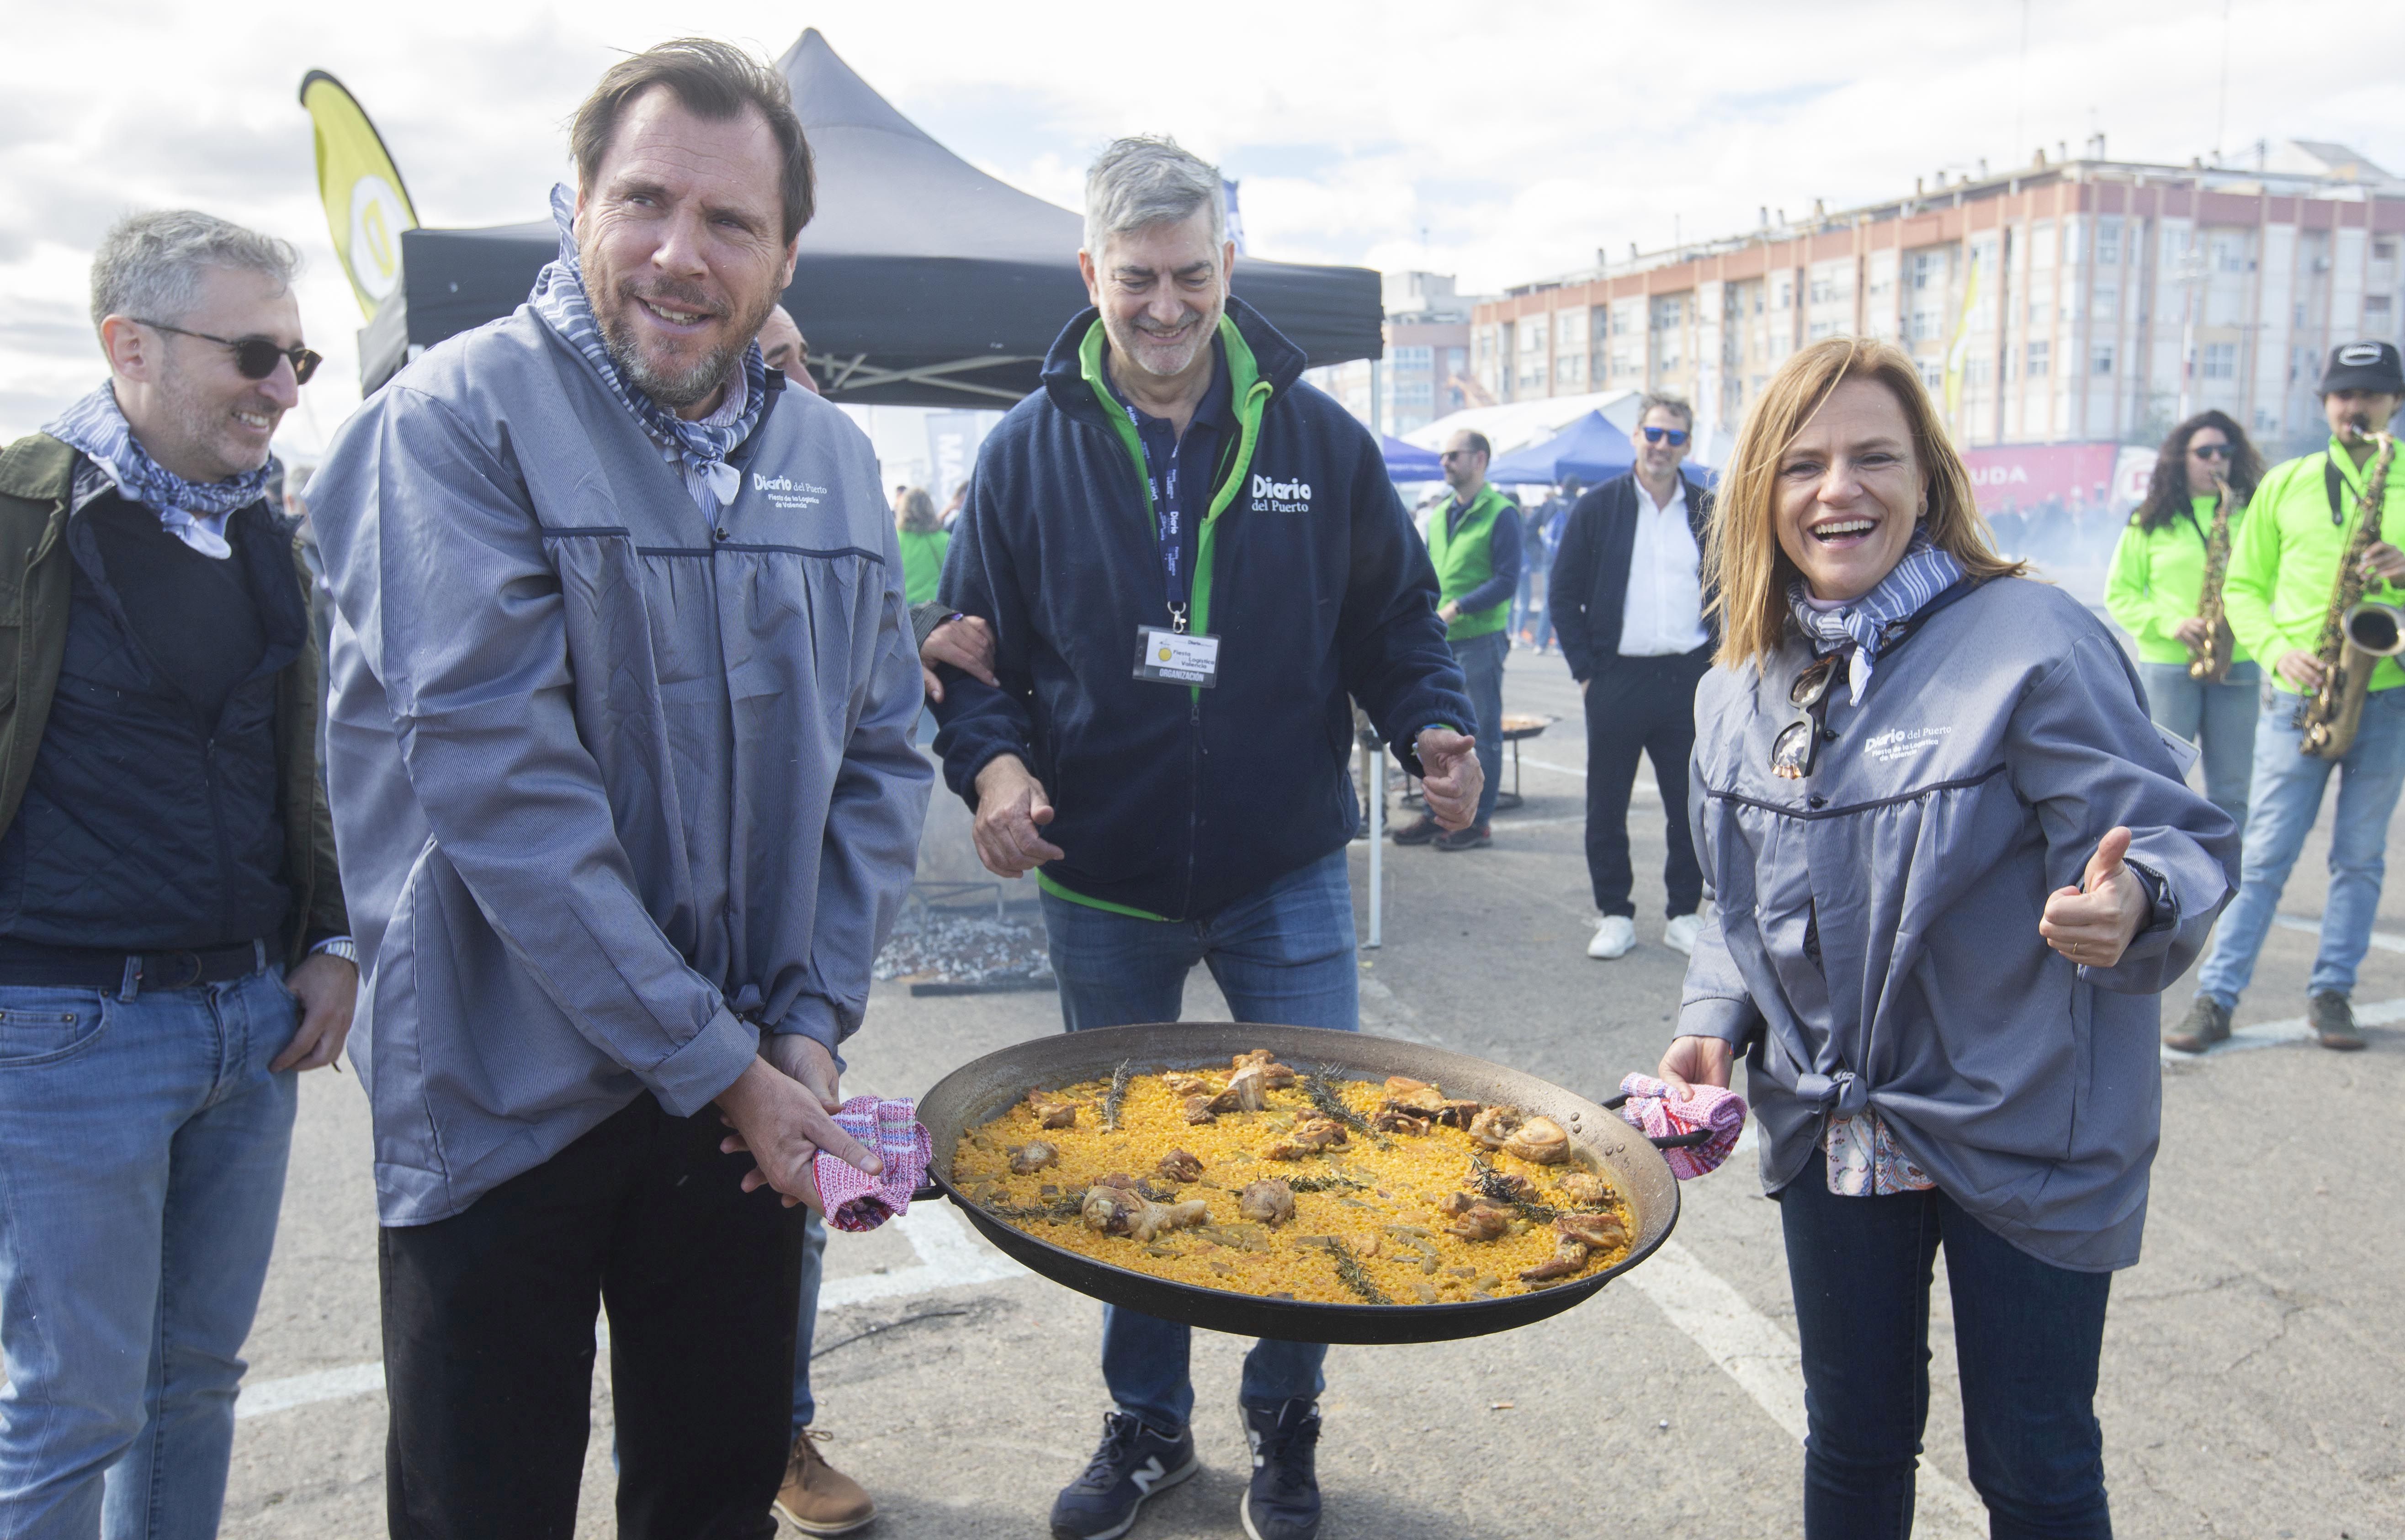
[931,136,1479,1540]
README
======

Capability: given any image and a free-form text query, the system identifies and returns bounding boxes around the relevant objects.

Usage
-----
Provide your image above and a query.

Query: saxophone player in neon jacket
[2168,341,2405,1053]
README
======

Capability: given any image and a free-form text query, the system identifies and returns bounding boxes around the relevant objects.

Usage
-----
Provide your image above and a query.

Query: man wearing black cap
[2168,341,2405,1053]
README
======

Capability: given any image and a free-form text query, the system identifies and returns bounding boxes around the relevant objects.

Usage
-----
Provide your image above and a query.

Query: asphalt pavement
[216,567,2405,1539]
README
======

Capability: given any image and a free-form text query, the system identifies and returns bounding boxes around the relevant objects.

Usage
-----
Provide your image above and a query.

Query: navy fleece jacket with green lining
[930,297,1472,921]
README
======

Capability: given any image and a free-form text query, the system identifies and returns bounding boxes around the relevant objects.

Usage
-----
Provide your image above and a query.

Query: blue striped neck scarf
[1786,529,1964,703]
[41,384,270,558]
[526,184,767,513]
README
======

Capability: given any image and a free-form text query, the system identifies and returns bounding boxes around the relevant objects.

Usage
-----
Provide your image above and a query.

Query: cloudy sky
[7,0,2403,450]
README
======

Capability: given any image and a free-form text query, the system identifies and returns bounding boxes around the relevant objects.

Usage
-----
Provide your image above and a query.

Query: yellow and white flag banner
[298,70,418,318]
[1941,249,1981,429]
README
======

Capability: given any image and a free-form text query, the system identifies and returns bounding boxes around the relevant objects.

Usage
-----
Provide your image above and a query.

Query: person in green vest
[2102,409,2265,827]
[894,485,950,606]
[2168,341,2405,1054]
[1392,428,1519,850]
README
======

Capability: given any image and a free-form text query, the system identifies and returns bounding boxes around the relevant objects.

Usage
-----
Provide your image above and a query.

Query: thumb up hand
[2038,826,2150,969]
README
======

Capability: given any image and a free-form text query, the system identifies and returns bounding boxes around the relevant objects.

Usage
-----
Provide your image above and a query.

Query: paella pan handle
[910,1183,945,1204]
[1600,1092,1719,1151]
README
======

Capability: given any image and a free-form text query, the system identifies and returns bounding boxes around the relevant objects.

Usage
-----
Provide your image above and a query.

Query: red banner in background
[1958,442,2124,514]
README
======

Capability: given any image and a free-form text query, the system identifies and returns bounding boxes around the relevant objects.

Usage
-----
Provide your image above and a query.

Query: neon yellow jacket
[2102,494,2251,667]
[2223,438,2405,694]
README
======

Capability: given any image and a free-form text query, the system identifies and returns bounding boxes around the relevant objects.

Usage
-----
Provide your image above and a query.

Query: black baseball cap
[2319,340,2405,395]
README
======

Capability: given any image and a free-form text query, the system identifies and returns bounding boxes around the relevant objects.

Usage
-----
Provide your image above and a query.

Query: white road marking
[1625,1239,1988,1538]
[1516,753,1659,799]
[2162,995,2405,1061]
[2273,913,2405,953]
[236,1203,1025,1420]
[235,1360,387,1421]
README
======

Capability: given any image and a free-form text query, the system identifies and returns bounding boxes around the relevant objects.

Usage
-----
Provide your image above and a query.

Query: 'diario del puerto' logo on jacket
[1250,473,1313,513]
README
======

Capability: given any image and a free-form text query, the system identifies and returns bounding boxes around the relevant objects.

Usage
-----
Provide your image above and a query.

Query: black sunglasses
[1641,425,1690,446]
[2188,442,2230,460]
[137,320,321,386]
[1771,655,1842,779]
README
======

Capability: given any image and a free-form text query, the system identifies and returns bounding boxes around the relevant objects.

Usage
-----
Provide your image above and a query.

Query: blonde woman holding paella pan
[1654,338,2239,1538]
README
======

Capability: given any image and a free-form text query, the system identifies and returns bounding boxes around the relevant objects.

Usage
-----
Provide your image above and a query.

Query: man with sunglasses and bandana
[1550,392,1716,961]
[0,210,353,1536]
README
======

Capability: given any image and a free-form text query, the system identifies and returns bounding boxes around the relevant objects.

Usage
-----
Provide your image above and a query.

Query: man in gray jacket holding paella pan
[309,41,928,1537]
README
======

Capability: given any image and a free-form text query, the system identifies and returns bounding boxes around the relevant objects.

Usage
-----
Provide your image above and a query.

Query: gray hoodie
[1680,577,2238,1270]
[309,309,932,1226]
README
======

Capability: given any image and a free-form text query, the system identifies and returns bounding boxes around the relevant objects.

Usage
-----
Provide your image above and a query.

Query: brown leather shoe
[774,1428,876,1535]
[2310,991,2367,1052]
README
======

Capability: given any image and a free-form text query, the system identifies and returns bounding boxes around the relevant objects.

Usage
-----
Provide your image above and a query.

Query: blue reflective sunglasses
[1641,425,1690,447]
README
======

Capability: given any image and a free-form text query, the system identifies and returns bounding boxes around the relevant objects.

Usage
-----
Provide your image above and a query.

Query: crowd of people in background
[8,27,2405,1540]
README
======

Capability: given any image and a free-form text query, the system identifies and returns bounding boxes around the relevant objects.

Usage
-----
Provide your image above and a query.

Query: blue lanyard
[1122,401,1195,632]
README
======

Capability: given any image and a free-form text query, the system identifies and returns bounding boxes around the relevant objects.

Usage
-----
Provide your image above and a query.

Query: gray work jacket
[1679,577,2238,1271]
[309,308,931,1226]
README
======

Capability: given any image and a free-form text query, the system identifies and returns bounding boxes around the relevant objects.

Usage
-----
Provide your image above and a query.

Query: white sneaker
[1663,913,1703,956]
[1586,916,1636,959]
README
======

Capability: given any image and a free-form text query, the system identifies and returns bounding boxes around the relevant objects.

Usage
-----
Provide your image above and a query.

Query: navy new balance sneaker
[1239,1399,1323,1540]
[1049,1410,1198,1540]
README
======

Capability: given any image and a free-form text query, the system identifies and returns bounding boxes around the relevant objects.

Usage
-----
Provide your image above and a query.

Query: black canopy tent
[361,29,1383,403]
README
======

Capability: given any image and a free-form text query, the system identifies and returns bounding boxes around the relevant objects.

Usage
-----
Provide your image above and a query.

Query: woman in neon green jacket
[2103,410,2265,826]
[895,486,950,607]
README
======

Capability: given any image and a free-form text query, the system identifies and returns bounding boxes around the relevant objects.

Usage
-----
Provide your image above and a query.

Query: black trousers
[1582,647,1712,918]
[380,1094,805,1540]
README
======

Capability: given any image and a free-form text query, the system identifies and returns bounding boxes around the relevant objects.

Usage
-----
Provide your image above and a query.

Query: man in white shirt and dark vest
[1549,392,1716,959]
[1393,429,1520,850]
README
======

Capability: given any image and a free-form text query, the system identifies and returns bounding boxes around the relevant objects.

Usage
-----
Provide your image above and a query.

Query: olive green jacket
[0,432,346,963]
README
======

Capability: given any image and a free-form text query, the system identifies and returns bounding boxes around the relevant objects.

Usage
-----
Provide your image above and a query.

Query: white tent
[1402,390,1638,456]
[1408,388,1735,472]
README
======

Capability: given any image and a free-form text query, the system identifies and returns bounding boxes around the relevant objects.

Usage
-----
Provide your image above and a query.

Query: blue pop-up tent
[1380,434,1443,480]
[1487,410,1634,485]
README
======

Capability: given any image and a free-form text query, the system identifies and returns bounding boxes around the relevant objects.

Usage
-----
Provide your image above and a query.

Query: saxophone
[2295,424,2404,760]
[2187,472,2235,683]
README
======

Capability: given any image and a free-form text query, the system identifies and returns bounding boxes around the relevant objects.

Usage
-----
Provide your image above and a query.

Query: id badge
[1133,626,1220,687]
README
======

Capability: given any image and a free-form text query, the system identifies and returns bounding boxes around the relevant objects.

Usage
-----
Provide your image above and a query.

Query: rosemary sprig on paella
[949,1051,1633,1305]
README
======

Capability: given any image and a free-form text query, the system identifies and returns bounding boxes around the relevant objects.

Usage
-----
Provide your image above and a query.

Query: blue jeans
[0,964,299,1540]
[1451,629,1507,826]
[1780,1175,2113,1540]
[790,1212,826,1434]
[2195,683,2405,1005]
[1040,849,1358,1432]
[2138,660,2260,829]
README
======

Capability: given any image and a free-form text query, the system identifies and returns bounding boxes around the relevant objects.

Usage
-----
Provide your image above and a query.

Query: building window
[2254,407,2276,432]
[2202,342,2237,379]
[1807,320,1838,339]
[1391,344,1432,367]
[1909,308,1939,341]
[2096,217,2122,266]
[2026,340,2050,378]
[1520,316,1549,354]
[2093,344,2115,376]
[2211,236,2246,274]
[2368,295,2394,317]
[1557,353,1585,386]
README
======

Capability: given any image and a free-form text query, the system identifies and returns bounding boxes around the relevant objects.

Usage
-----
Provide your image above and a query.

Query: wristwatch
[311,936,360,967]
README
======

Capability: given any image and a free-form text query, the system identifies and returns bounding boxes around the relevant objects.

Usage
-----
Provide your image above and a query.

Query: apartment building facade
[1306,271,1485,436]
[1471,141,2405,503]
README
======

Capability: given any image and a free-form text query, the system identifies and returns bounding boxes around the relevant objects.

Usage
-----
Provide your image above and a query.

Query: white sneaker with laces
[1586,916,1636,960]
[1663,913,1703,956]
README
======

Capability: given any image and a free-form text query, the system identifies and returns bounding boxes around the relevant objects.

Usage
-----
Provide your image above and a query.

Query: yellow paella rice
[948,1056,1634,1307]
